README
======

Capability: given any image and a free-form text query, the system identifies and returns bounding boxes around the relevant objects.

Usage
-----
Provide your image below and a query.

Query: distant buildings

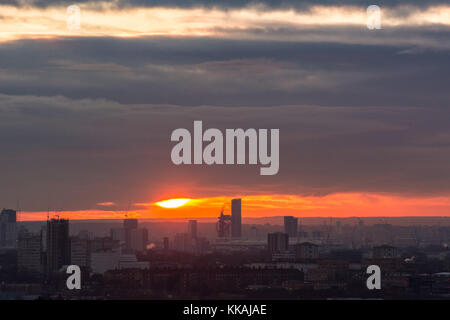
[174,233,192,252]
[17,229,43,275]
[267,232,289,253]
[295,242,319,260]
[373,245,399,259]
[70,236,90,268]
[231,198,242,238]
[111,218,148,253]
[90,251,149,274]
[90,251,121,274]
[163,237,170,251]
[188,220,197,239]
[284,216,298,238]
[0,209,17,248]
[46,218,70,274]
[174,221,210,254]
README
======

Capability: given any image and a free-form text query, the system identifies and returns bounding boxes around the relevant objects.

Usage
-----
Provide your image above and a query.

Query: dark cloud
[0,94,450,211]
[0,36,449,107]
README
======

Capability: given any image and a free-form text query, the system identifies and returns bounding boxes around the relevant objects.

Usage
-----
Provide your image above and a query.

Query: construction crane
[216,203,232,238]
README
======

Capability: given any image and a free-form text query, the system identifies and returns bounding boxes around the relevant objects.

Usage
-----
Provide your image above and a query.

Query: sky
[0,0,450,220]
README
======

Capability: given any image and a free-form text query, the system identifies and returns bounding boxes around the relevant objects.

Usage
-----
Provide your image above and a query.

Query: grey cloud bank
[1,94,450,211]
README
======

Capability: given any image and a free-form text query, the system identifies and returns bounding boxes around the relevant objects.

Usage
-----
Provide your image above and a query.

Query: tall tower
[123,218,138,253]
[0,209,17,248]
[231,198,242,238]
[284,216,298,238]
[46,218,70,274]
[188,220,198,239]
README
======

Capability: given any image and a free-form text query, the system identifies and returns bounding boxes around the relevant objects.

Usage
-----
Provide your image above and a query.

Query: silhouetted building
[18,230,43,275]
[91,236,120,253]
[295,242,319,260]
[174,233,192,252]
[163,237,169,251]
[46,218,70,274]
[188,220,197,239]
[231,198,242,238]
[267,232,289,253]
[284,216,298,237]
[123,218,138,253]
[112,219,148,253]
[71,236,90,268]
[373,245,398,259]
[0,209,17,248]
[130,228,148,252]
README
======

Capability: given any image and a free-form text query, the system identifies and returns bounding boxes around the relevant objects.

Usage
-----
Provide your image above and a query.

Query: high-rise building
[130,228,148,252]
[163,237,169,251]
[91,236,120,253]
[123,218,138,253]
[111,219,148,253]
[123,218,138,230]
[173,233,192,252]
[284,216,298,237]
[70,236,90,268]
[267,232,289,253]
[18,229,43,275]
[0,209,17,248]
[231,198,242,238]
[188,220,198,239]
[46,218,70,274]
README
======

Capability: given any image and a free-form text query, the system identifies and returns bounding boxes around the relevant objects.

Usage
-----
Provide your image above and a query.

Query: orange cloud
[1,4,449,42]
[18,192,450,221]
[96,202,116,206]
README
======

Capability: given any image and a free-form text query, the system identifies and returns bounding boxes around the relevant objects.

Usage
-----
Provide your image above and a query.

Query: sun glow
[155,198,191,208]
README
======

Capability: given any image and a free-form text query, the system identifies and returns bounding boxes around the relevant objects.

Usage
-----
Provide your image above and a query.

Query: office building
[70,236,90,268]
[46,218,70,274]
[231,198,242,238]
[130,228,148,252]
[295,242,319,260]
[267,232,289,253]
[284,216,298,238]
[173,233,192,252]
[111,219,148,253]
[373,245,399,259]
[18,230,43,275]
[163,237,169,251]
[123,218,138,253]
[0,209,17,248]
[188,220,197,239]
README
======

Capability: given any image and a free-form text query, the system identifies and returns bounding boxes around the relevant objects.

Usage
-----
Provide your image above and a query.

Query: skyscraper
[0,209,17,248]
[113,219,148,253]
[123,218,138,253]
[46,218,70,274]
[284,216,298,238]
[188,220,198,239]
[231,198,241,238]
[18,229,43,276]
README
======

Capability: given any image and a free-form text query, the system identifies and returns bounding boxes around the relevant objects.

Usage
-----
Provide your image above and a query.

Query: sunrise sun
[155,198,191,208]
